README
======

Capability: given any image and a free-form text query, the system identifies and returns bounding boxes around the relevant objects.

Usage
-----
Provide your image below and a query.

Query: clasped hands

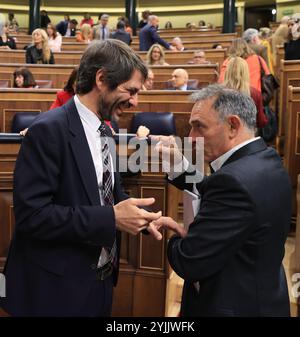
[113,197,187,240]
[113,135,187,240]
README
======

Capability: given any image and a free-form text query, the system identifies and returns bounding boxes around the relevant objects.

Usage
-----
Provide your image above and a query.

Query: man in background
[93,14,110,40]
[56,18,78,37]
[139,15,175,51]
[110,20,131,45]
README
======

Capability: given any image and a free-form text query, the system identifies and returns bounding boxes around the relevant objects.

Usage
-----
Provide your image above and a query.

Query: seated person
[56,19,78,37]
[212,43,223,49]
[13,67,37,88]
[170,68,194,90]
[171,37,186,51]
[146,44,169,66]
[0,20,16,50]
[50,67,78,109]
[47,23,62,52]
[76,23,93,43]
[26,28,55,64]
[142,69,154,90]
[188,50,210,64]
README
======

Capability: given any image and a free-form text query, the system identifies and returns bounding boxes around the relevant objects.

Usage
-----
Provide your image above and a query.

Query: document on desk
[183,189,201,231]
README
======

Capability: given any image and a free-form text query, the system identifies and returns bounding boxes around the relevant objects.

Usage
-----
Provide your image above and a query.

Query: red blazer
[50,90,74,110]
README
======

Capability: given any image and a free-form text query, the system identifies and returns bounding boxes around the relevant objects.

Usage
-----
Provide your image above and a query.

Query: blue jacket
[139,24,170,51]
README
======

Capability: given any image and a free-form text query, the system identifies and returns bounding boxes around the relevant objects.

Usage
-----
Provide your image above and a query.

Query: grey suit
[93,24,110,40]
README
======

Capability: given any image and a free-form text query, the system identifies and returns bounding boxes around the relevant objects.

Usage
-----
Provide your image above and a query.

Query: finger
[153,216,178,229]
[143,210,162,222]
[147,223,163,240]
[130,197,155,207]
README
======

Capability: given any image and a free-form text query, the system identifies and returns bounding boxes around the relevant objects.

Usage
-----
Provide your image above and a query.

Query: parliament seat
[130,112,176,136]
[11,111,40,133]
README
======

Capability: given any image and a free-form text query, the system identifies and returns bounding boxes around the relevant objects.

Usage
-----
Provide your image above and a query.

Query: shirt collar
[210,137,260,172]
[74,95,101,131]
[179,84,188,91]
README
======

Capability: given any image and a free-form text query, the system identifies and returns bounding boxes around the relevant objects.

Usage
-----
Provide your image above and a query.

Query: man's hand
[113,198,162,235]
[151,135,183,169]
[151,216,187,238]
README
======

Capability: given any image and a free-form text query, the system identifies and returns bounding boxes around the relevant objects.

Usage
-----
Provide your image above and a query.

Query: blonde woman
[26,28,55,64]
[219,38,269,92]
[146,44,169,65]
[76,23,93,43]
[259,27,274,75]
[223,56,267,128]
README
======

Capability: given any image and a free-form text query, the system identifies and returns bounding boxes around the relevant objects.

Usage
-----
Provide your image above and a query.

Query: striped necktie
[98,123,117,277]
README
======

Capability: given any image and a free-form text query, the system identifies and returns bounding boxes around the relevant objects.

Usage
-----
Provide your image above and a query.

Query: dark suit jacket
[110,30,132,45]
[284,39,300,60]
[139,24,170,51]
[56,21,76,37]
[0,98,127,316]
[168,139,291,316]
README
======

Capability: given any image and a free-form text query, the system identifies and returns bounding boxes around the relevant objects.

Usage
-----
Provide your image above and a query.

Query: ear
[227,115,241,138]
[95,69,105,91]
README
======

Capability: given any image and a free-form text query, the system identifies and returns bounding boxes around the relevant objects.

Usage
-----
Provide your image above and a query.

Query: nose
[129,93,138,107]
[189,128,198,142]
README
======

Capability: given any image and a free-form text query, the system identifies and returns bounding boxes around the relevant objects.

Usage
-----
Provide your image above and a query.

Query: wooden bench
[0,89,194,139]
[277,60,300,153]
[0,63,76,89]
[139,49,226,66]
[0,63,218,91]
[0,49,82,65]
[283,86,300,220]
[0,49,225,67]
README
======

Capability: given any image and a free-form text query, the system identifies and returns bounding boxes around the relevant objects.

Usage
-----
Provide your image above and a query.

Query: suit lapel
[65,98,100,205]
[221,138,267,168]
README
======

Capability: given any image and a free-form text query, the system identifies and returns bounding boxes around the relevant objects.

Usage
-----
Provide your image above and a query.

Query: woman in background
[76,24,93,43]
[223,56,267,128]
[146,44,169,66]
[26,28,55,64]
[0,20,16,50]
[219,38,270,93]
[50,67,78,109]
[47,23,62,52]
[13,67,37,88]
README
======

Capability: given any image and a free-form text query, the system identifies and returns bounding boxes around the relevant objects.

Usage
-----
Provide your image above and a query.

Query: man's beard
[98,96,131,122]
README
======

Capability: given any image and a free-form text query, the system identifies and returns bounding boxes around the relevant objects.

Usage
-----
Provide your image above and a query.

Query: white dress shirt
[74,95,115,266]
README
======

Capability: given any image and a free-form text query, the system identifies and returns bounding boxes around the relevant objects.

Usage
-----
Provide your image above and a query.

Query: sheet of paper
[183,189,201,231]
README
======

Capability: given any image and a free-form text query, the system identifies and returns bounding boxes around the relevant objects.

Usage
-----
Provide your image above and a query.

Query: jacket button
[91,263,97,270]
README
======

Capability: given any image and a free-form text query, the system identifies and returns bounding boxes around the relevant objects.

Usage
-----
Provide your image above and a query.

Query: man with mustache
[152,85,292,316]
[0,40,161,316]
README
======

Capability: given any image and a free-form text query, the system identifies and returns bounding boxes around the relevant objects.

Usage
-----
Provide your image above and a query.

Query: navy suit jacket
[56,21,76,36]
[139,24,170,51]
[110,30,132,45]
[168,139,292,316]
[0,98,127,316]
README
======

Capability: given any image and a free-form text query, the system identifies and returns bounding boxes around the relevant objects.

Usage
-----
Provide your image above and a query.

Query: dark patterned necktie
[102,26,105,40]
[98,123,117,276]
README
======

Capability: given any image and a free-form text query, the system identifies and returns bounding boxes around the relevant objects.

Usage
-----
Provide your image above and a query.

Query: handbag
[258,56,279,106]
[258,105,278,143]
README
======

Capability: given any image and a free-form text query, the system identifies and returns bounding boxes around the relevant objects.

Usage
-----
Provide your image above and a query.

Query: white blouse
[48,33,62,52]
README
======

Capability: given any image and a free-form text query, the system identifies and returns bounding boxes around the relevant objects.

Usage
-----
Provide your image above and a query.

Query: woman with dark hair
[138,10,151,29]
[13,67,37,88]
[165,21,173,29]
[50,66,78,109]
